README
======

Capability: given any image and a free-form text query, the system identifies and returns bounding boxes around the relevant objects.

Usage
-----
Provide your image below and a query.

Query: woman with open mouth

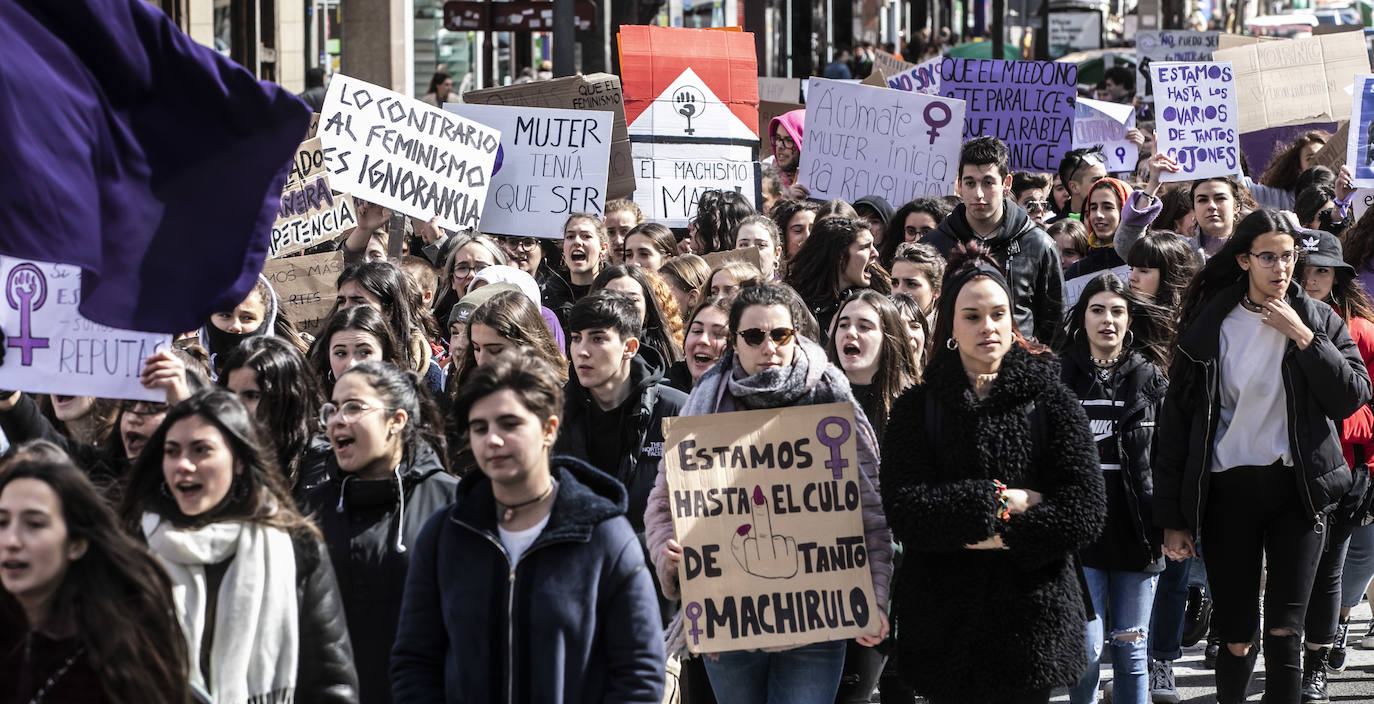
[786,216,890,341]
[562,213,613,299]
[1,457,193,702]
[826,290,919,446]
[1058,273,1173,704]
[120,390,359,703]
[1156,210,1370,704]
[309,361,456,704]
[664,296,731,393]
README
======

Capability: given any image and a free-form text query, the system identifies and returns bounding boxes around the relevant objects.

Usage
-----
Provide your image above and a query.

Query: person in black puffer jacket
[1058,273,1171,704]
[921,137,1066,345]
[1155,211,1371,704]
[881,244,1104,704]
[308,362,457,704]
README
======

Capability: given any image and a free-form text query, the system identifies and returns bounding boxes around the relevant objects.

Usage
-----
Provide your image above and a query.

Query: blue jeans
[1342,522,1374,610]
[1070,568,1159,704]
[703,639,847,704]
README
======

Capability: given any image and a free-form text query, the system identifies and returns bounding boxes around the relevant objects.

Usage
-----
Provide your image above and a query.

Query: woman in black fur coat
[881,243,1106,704]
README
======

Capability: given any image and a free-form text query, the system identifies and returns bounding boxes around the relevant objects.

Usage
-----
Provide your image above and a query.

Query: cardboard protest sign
[797,78,963,204]
[702,247,762,272]
[1074,97,1138,172]
[317,74,500,231]
[260,250,346,336]
[1352,188,1374,223]
[1152,62,1239,182]
[0,258,171,401]
[1349,75,1374,187]
[287,138,328,185]
[462,73,635,199]
[663,402,879,653]
[271,174,357,258]
[307,113,320,139]
[1134,30,1219,98]
[1314,121,1350,170]
[938,58,1076,172]
[759,77,801,103]
[1048,11,1103,59]
[445,104,612,237]
[871,50,917,82]
[1212,31,1370,134]
[619,25,760,227]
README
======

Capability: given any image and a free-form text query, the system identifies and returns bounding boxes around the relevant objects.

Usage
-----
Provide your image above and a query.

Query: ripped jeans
[1069,567,1159,704]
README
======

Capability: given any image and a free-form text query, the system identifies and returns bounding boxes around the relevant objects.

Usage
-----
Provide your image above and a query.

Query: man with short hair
[921,136,1065,343]
[556,291,686,535]
[1103,66,1136,103]
[1058,147,1110,217]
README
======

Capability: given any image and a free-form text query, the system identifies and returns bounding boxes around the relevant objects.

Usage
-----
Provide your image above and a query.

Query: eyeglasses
[121,400,169,417]
[1024,200,1051,213]
[737,327,796,347]
[904,226,935,241]
[496,236,539,250]
[453,261,491,277]
[771,135,797,150]
[319,400,388,427]
[1248,250,1298,268]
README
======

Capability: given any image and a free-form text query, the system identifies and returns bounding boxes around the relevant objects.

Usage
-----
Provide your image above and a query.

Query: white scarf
[143,513,299,704]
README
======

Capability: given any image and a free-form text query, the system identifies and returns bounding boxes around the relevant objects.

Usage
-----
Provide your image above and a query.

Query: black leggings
[1202,463,1324,703]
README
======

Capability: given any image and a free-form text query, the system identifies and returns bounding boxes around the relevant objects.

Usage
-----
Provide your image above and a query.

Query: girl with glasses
[309,361,454,704]
[1156,210,1371,703]
[643,284,893,704]
[432,233,505,320]
[881,244,1106,704]
[878,198,952,269]
[120,390,360,703]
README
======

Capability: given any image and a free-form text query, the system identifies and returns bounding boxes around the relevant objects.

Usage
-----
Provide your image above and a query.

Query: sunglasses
[1024,200,1051,213]
[737,327,796,347]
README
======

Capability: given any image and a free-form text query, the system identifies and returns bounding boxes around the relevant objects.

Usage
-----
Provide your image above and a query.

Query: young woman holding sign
[880,244,1105,704]
[643,284,893,704]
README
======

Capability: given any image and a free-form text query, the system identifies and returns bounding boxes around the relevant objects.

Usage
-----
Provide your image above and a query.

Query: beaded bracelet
[992,479,1011,522]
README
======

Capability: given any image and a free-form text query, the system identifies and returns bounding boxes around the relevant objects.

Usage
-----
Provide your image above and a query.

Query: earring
[1124,330,1135,347]
[946,338,958,350]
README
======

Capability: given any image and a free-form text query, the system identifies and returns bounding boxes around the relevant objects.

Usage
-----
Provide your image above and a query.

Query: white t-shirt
[498,513,551,565]
[1212,305,1292,472]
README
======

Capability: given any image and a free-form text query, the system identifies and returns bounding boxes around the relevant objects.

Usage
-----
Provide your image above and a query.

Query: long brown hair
[1259,131,1328,192]
[1,459,192,704]
[826,290,919,430]
[451,289,568,390]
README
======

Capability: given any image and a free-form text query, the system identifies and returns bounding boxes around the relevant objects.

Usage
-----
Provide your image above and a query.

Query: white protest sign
[1352,188,1374,222]
[664,403,878,653]
[630,142,759,227]
[0,258,170,402]
[882,57,943,95]
[270,174,357,258]
[1348,75,1374,188]
[1074,97,1139,173]
[317,74,500,231]
[444,103,612,237]
[797,77,964,204]
[1152,62,1239,182]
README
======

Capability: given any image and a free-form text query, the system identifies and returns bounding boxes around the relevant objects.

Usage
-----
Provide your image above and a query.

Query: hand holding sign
[731,485,799,579]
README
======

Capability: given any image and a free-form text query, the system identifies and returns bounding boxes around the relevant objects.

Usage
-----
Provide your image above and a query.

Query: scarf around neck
[143,514,299,704]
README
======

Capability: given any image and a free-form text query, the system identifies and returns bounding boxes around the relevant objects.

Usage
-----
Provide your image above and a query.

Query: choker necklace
[1091,354,1121,382]
[496,480,555,522]
[1240,294,1267,314]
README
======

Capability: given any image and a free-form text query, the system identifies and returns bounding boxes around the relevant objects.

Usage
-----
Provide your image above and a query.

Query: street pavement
[1051,599,1374,703]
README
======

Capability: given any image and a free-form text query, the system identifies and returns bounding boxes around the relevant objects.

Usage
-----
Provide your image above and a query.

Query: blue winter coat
[390,456,665,704]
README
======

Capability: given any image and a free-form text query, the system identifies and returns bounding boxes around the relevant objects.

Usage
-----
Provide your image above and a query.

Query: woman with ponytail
[308,361,454,704]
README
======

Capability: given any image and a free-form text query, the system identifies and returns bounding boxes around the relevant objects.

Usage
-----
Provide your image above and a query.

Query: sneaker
[1149,658,1181,704]
[1301,646,1331,703]
[1329,618,1351,672]
[1359,621,1374,650]
[1204,634,1221,670]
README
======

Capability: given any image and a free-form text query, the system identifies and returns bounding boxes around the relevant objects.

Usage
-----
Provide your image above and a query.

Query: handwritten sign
[286,138,327,185]
[1074,97,1138,172]
[1136,31,1219,98]
[260,250,345,336]
[1212,31,1370,133]
[631,142,760,225]
[0,258,171,401]
[1153,61,1239,181]
[317,74,500,231]
[444,103,612,237]
[271,174,357,258]
[463,73,635,199]
[938,58,1077,171]
[797,78,963,204]
[664,403,878,653]
[1350,75,1374,188]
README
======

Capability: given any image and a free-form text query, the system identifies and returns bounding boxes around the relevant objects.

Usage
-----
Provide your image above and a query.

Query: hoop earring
[1073,328,1083,342]
[946,338,958,351]
[1124,330,1135,347]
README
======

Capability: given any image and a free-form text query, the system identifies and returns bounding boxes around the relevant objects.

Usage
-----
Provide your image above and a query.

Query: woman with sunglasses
[308,361,455,704]
[1155,210,1370,704]
[1012,172,1054,224]
[881,244,1105,704]
[643,284,893,704]
[120,390,360,703]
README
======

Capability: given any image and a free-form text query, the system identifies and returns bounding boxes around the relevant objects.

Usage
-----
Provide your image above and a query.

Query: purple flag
[0,0,310,333]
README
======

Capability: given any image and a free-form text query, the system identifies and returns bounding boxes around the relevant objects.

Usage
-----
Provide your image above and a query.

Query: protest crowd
[12,2,1374,704]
